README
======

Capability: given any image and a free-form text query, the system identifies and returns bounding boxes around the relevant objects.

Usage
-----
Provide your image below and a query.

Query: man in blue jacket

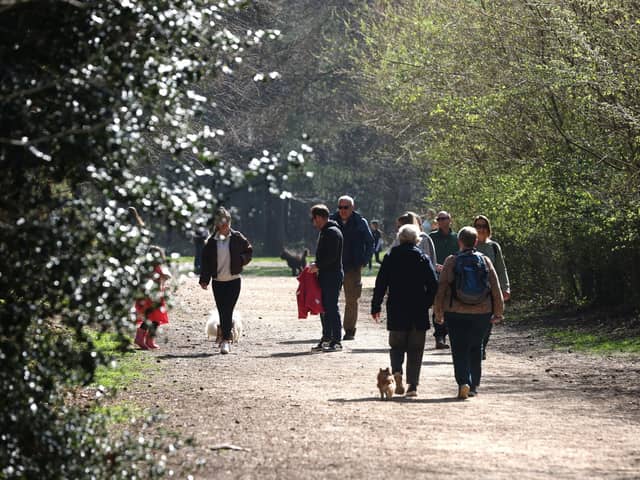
[330,195,374,341]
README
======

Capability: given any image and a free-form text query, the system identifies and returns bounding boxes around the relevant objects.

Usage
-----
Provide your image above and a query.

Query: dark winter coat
[199,229,253,285]
[371,243,438,331]
[329,210,374,271]
[315,220,343,274]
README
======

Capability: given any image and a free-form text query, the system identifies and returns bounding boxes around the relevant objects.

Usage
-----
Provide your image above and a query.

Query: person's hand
[434,316,444,325]
[372,312,381,323]
[436,263,444,273]
[503,291,511,302]
[491,314,503,324]
[308,263,318,274]
[199,282,208,290]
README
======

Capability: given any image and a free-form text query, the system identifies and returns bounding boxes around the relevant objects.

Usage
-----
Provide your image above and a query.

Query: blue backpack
[452,250,490,305]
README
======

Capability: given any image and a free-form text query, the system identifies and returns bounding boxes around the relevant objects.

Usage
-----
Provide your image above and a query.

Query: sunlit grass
[90,331,156,389]
[173,256,381,277]
[549,330,640,354]
[94,403,146,425]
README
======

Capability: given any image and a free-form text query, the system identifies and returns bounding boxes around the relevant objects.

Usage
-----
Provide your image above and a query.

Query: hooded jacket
[315,219,343,274]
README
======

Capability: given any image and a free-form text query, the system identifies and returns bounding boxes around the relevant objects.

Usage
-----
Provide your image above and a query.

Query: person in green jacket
[428,211,458,349]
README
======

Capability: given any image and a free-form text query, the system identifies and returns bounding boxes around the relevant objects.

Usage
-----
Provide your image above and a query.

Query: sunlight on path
[136,276,640,479]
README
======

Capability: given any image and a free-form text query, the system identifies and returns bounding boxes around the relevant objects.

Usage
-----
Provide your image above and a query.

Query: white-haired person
[388,211,437,264]
[329,195,374,341]
[371,224,438,397]
[433,226,504,399]
[199,207,253,354]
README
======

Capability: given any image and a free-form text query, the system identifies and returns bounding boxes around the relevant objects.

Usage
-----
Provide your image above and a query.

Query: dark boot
[393,372,405,395]
[134,327,148,350]
[343,328,356,341]
[435,336,450,349]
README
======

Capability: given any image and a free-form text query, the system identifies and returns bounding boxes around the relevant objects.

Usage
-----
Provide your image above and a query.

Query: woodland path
[118,274,640,479]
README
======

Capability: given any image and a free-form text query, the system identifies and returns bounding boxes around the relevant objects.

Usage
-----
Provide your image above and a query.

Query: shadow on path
[156,352,215,359]
[278,339,318,345]
[330,396,460,404]
[257,351,313,359]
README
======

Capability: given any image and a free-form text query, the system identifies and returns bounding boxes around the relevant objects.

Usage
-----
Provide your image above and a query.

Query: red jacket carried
[296,266,324,319]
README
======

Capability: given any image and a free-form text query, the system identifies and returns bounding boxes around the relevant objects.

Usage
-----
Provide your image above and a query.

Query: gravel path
[118,274,640,479]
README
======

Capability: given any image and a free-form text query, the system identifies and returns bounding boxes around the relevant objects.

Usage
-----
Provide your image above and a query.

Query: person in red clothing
[297,265,324,319]
[134,246,172,350]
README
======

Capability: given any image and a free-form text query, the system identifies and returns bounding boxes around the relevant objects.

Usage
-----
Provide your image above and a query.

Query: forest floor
[114,272,640,479]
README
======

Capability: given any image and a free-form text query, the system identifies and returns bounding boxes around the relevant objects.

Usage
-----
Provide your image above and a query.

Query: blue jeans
[318,270,343,342]
[445,312,492,387]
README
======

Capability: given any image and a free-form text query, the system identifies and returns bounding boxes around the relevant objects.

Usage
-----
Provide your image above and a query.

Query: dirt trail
[120,274,640,479]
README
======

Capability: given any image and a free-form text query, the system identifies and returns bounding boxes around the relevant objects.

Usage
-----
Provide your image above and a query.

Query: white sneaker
[220,341,231,354]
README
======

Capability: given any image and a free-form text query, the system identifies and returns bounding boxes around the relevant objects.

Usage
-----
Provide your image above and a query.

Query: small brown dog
[377,367,396,400]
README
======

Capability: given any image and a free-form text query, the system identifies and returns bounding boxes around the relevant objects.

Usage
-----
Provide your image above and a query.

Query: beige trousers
[342,266,363,332]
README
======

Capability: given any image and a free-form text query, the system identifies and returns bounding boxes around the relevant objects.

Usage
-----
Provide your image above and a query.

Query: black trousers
[212,278,241,341]
[389,327,427,386]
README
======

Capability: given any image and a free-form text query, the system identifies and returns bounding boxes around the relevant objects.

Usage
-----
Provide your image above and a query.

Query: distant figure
[199,207,253,355]
[369,220,384,269]
[422,208,437,232]
[473,214,510,360]
[193,225,209,275]
[433,226,504,399]
[372,224,438,398]
[329,195,374,341]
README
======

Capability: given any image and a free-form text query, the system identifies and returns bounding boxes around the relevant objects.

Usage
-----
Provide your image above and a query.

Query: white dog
[205,309,243,345]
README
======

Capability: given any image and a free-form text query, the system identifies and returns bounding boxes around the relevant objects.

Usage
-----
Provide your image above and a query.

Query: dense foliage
[0,0,299,477]
[349,0,640,307]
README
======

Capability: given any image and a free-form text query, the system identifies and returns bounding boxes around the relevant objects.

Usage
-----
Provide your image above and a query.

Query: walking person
[389,212,437,263]
[372,224,438,397]
[199,207,253,354]
[473,215,510,359]
[134,246,172,350]
[192,223,209,274]
[330,195,374,341]
[309,204,344,352]
[429,210,458,349]
[433,226,504,399]
[369,220,384,269]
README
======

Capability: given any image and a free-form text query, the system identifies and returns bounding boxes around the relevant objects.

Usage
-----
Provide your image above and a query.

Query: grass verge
[508,302,640,355]
[90,331,156,389]
[547,330,640,354]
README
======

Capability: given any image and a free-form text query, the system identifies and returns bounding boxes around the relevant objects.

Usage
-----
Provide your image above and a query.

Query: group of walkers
[308,197,510,400]
[135,197,510,399]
